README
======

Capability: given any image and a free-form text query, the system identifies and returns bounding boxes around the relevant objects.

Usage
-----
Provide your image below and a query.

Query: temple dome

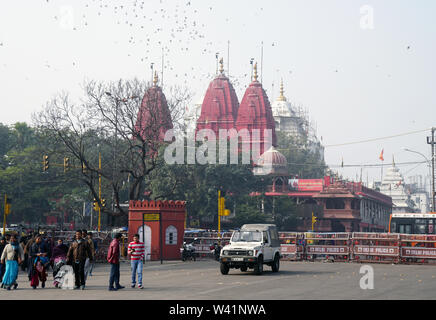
[235,62,277,155]
[253,146,288,176]
[271,80,295,118]
[196,59,239,136]
[135,72,173,143]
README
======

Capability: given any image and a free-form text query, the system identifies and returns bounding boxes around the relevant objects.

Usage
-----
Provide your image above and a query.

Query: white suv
[219,224,281,275]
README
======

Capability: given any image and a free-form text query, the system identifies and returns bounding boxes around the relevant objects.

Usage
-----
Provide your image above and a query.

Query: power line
[324,128,431,148]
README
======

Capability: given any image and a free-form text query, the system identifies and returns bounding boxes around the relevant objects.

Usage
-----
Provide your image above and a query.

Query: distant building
[406,175,430,213]
[270,80,324,161]
[379,160,416,213]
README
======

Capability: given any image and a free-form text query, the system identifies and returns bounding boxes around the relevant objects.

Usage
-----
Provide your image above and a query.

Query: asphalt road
[1,259,436,300]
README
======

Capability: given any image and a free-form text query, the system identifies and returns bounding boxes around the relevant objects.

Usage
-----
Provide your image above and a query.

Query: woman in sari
[52,239,69,288]
[29,235,48,289]
[0,234,23,290]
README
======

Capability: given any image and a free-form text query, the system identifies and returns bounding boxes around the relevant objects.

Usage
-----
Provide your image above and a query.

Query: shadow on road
[224,269,335,276]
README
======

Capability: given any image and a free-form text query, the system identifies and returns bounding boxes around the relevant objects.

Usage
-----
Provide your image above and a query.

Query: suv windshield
[231,231,262,242]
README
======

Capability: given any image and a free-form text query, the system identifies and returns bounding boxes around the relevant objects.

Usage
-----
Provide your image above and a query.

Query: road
[1,259,436,299]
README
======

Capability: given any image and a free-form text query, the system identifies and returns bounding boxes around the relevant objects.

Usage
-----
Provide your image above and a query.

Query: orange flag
[379,149,384,161]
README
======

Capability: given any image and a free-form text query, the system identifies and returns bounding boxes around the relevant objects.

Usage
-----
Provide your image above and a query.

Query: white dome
[271,80,294,118]
[271,99,295,118]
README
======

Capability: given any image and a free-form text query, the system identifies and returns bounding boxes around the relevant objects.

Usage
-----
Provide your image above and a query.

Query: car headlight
[248,250,254,256]
[223,250,229,255]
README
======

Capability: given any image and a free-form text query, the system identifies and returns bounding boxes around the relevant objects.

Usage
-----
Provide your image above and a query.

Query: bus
[389,212,436,234]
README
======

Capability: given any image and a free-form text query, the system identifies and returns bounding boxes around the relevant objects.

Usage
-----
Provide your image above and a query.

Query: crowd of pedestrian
[0,229,145,292]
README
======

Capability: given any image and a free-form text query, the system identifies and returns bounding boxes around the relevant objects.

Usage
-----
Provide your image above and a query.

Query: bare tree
[33,78,191,220]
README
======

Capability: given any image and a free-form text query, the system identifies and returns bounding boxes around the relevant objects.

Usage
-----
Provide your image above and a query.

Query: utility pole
[98,151,102,231]
[218,190,221,240]
[427,127,436,212]
[2,194,7,235]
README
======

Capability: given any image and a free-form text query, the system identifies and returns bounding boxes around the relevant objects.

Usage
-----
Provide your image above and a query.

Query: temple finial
[253,62,258,82]
[219,58,224,74]
[277,78,286,101]
[153,71,159,86]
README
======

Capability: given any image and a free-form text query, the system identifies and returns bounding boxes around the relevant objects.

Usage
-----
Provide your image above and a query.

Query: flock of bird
[0,0,414,93]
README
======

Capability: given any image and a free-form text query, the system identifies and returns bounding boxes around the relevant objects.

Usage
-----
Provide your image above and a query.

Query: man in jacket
[67,230,93,290]
[107,233,124,291]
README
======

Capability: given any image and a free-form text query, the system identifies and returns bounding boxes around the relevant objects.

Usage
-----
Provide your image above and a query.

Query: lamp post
[402,147,434,212]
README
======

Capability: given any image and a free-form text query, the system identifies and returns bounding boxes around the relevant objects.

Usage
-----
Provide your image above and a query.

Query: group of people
[0,230,145,291]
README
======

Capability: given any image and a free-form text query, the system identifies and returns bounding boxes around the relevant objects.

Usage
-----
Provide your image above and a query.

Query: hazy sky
[1,0,435,186]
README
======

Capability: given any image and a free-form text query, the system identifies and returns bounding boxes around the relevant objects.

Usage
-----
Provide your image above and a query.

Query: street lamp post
[403,147,434,212]
[427,128,436,214]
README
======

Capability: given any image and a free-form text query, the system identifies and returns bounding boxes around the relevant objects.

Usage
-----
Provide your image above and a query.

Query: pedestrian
[66,230,93,290]
[0,237,6,282]
[24,235,36,277]
[29,235,49,289]
[82,229,94,281]
[19,236,27,271]
[128,234,145,289]
[86,232,97,277]
[1,234,24,290]
[51,239,69,288]
[107,233,125,291]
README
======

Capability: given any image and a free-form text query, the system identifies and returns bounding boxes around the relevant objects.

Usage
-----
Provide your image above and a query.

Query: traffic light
[220,197,225,215]
[101,198,106,208]
[43,155,49,172]
[311,212,317,231]
[82,163,88,174]
[63,157,70,173]
[93,198,99,211]
[5,197,12,215]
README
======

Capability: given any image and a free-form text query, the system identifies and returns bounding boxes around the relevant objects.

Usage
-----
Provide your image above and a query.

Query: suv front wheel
[220,262,229,275]
[254,256,263,275]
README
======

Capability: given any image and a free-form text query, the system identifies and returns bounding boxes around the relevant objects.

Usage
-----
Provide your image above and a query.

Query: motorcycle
[181,240,196,261]
[210,243,221,261]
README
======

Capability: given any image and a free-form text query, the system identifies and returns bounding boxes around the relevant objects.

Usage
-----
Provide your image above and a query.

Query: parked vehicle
[181,239,197,261]
[219,224,281,275]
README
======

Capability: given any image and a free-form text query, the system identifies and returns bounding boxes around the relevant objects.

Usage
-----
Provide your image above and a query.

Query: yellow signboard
[144,213,160,221]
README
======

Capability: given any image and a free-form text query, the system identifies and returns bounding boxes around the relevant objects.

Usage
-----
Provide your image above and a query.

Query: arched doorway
[137,225,152,261]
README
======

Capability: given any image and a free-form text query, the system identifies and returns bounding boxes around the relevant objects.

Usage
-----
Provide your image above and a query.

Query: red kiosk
[128,200,186,261]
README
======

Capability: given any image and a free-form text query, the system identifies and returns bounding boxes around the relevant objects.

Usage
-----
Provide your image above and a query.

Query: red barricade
[184,232,232,258]
[279,232,305,261]
[351,232,400,264]
[304,232,350,262]
[400,234,436,264]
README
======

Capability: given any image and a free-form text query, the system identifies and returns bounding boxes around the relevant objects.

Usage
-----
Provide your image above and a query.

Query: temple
[195,58,240,138]
[235,62,277,155]
[135,71,173,145]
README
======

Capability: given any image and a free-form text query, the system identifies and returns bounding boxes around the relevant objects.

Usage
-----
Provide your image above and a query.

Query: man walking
[128,234,145,289]
[86,232,97,277]
[107,233,124,291]
[67,230,93,290]
[82,230,94,281]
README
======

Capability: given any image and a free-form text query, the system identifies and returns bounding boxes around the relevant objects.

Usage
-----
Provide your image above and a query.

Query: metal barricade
[183,232,232,258]
[279,232,305,261]
[400,234,436,264]
[351,232,400,264]
[304,232,350,262]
